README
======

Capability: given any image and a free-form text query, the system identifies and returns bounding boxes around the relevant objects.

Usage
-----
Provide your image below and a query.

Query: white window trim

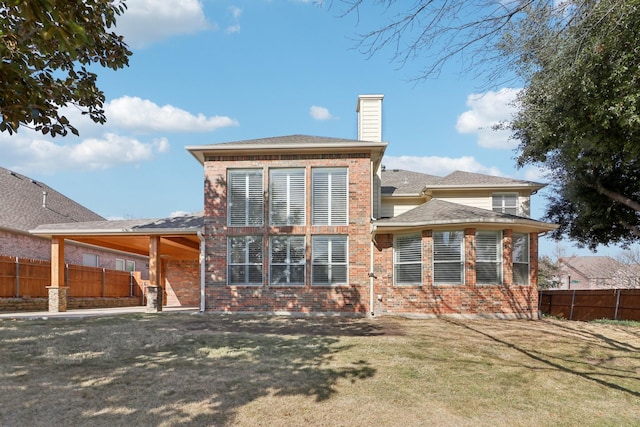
[476,231,503,285]
[433,230,464,286]
[269,168,306,226]
[227,236,263,286]
[311,235,348,286]
[228,169,264,227]
[492,192,519,215]
[312,167,348,226]
[269,235,306,286]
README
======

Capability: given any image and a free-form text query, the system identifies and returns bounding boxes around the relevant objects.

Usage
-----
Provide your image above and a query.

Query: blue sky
[0,0,627,258]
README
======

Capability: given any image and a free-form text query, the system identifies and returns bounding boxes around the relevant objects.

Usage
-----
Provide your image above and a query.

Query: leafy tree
[512,0,640,249]
[537,255,560,289]
[0,0,131,137]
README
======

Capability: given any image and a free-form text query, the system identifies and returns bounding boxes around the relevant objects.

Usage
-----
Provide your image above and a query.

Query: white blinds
[312,168,348,225]
[228,169,263,226]
[270,168,306,225]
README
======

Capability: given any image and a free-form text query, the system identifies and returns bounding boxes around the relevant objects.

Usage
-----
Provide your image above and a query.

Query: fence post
[102,268,106,298]
[15,256,19,298]
[569,290,576,321]
[129,272,134,297]
[614,289,621,320]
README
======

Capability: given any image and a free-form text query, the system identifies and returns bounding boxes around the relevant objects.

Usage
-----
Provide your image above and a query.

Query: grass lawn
[1,314,639,426]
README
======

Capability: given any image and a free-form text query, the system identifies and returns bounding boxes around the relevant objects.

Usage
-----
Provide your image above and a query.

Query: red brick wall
[372,228,539,319]
[202,153,372,314]
[0,229,149,279]
[164,259,200,307]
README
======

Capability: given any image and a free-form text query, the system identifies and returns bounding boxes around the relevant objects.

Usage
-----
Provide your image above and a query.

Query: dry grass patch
[1,314,639,426]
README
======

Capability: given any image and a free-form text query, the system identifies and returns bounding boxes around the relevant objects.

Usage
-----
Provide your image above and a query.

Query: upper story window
[228,169,263,226]
[492,193,518,215]
[312,168,348,226]
[476,231,502,285]
[270,168,305,226]
[394,234,422,285]
[513,233,529,285]
[312,235,348,285]
[433,231,464,285]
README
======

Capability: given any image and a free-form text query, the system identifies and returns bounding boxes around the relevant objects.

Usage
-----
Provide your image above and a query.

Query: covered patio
[30,214,204,313]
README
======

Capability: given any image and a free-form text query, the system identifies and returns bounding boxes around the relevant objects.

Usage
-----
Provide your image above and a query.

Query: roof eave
[30,227,202,238]
[373,218,558,234]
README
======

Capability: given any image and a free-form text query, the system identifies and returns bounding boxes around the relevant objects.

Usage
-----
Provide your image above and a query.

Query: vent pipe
[42,191,48,208]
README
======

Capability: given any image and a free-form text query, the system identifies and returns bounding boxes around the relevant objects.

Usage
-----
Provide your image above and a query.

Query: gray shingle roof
[205,134,365,146]
[438,170,542,187]
[381,169,442,195]
[0,166,104,232]
[374,199,556,230]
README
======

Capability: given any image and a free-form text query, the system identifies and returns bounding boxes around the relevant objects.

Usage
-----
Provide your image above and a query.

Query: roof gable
[0,166,104,232]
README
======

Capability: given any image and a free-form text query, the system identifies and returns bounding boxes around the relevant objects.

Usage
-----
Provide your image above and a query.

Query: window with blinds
[433,231,464,285]
[311,235,348,285]
[492,193,519,215]
[312,168,348,225]
[270,168,305,226]
[270,236,305,285]
[227,236,263,285]
[228,169,263,226]
[394,234,422,285]
[476,231,502,284]
[512,233,529,285]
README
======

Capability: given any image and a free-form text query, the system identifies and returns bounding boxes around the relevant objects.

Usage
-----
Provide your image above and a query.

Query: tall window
[394,234,422,285]
[270,168,305,225]
[476,231,502,284]
[312,235,347,285]
[513,233,529,285]
[270,236,305,285]
[433,231,464,285]
[492,193,518,215]
[312,168,348,225]
[228,169,263,226]
[228,236,263,285]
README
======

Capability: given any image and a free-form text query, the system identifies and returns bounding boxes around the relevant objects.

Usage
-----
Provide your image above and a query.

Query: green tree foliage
[0,0,131,137]
[512,0,640,249]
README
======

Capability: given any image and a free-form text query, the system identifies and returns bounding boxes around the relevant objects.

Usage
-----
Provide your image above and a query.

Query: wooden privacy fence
[0,255,143,298]
[539,289,640,321]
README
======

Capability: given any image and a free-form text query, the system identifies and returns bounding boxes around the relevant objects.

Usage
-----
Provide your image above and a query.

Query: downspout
[369,158,376,316]
[197,231,206,313]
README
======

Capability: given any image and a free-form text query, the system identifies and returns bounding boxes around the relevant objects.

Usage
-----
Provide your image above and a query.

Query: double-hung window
[433,231,464,285]
[228,169,263,226]
[312,235,347,285]
[270,168,305,225]
[312,168,348,225]
[492,193,519,215]
[394,234,422,285]
[270,236,305,285]
[476,231,502,284]
[228,236,263,285]
[512,233,529,285]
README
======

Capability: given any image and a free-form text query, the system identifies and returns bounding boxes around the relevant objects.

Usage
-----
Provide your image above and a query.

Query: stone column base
[47,286,69,313]
[146,285,163,313]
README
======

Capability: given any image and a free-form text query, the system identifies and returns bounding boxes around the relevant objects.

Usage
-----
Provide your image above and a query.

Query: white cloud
[0,132,169,174]
[116,0,210,48]
[225,6,242,34]
[456,88,521,149]
[105,96,238,132]
[382,155,502,177]
[309,105,334,120]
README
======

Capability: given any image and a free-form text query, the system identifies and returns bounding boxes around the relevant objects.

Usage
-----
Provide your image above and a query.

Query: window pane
[229,170,263,226]
[513,264,529,285]
[476,231,502,284]
[228,236,262,285]
[433,231,463,285]
[270,169,305,225]
[513,233,529,285]
[395,234,422,285]
[270,236,305,285]
[492,193,518,215]
[312,168,348,225]
[312,235,347,285]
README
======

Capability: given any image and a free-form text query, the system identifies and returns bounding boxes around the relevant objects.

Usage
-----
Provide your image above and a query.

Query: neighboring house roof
[373,199,557,233]
[380,168,546,197]
[560,256,624,279]
[186,134,388,165]
[381,169,442,196]
[0,166,104,233]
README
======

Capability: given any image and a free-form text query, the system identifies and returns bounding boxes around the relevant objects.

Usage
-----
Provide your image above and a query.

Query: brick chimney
[356,94,384,142]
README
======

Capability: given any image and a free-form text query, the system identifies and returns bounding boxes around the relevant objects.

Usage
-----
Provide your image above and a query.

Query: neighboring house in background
[32,94,557,317]
[0,166,148,277]
[558,256,640,289]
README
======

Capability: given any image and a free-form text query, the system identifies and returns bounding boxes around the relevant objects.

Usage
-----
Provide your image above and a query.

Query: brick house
[33,94,556,317]
[0,166,148,275]
[557,256,640,289]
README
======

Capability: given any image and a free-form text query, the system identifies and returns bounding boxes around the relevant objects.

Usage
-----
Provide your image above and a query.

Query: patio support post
[147,235,163,312]
[47,237,68,312]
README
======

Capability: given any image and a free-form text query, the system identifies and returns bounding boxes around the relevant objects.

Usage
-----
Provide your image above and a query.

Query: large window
[228,236,263,285]
[492,193,518,215]
[228,169,263,226]
[82,253,99,267]
[433,231,464,285]
[270,168,305,225]
[394,234,422,285]
[312,235,348,285]
[476,231,502,284]
[270,236,305,285]
[312,168,348,225]
[513,233,529,285]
